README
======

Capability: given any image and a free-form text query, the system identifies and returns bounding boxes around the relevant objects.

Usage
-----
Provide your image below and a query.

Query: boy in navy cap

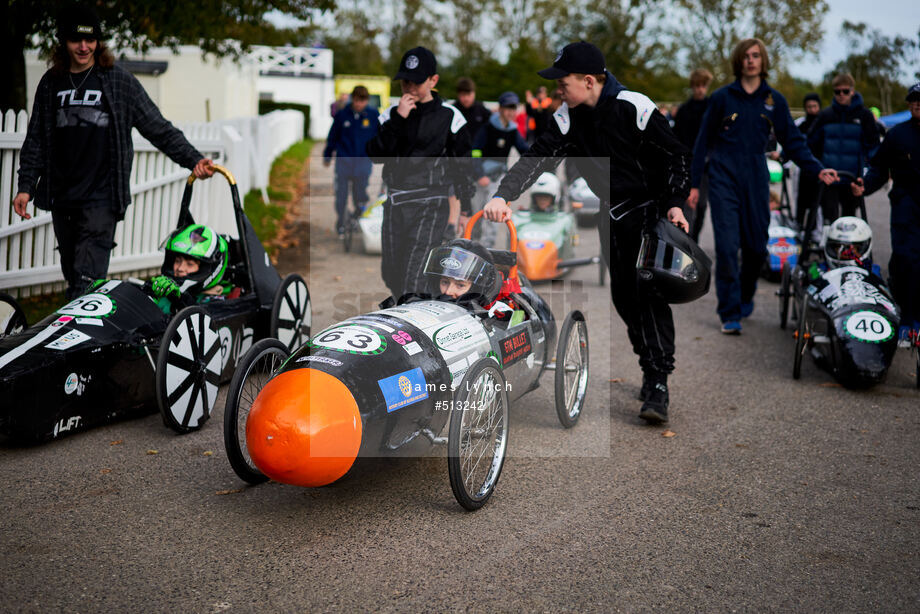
[483,40,691,424]
[852,83,920,348]
[366,46,476,301]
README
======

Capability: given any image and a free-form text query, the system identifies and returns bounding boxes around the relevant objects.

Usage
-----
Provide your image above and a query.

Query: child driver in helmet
[423,238,520,318]
[146,224,231,313]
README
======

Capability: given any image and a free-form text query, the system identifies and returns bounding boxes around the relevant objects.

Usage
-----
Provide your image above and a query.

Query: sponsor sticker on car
[45,329,92,351]
[377,367,429,412]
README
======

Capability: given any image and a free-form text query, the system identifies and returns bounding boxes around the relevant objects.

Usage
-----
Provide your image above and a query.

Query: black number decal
[318,330,343,343]
[348,333,372,349]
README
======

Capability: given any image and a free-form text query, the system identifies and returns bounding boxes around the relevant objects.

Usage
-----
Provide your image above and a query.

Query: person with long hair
[13,5,214,299]
[688,38,838,334]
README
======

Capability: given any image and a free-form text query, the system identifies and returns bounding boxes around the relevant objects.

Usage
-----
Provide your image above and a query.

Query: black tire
[156,306,222,433]
[554,311,589,428]
[223,338,289,484]
[447,357,510,511]
[778,262,792,330]
[0,292,27,337]
[343,216,354,252]
[793,293,809,380]
[270,273,311,353]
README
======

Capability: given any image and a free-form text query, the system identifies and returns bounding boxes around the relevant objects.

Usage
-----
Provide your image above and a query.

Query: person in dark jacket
[852,83,920,347]
[525,86,554,143]
[13,5,213,300]
[807,74,880,219]
[323,85,380,234]
[689,38,837,334]
[793,93,823,225]
[674,68,713,242]
[483,41,690,424]
[365,47,476,301]
[455,77,490,143]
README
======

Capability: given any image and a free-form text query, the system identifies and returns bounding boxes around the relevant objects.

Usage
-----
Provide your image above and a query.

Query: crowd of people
[12,5,920,425]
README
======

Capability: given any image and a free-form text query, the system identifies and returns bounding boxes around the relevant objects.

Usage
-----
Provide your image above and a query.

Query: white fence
[0,108,303,297]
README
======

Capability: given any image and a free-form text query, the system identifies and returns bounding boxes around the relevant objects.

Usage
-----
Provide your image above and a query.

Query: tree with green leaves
[1,0,333,111]
[668,0,827,84]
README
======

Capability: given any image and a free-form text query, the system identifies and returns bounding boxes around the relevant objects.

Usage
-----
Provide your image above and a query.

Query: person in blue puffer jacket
[688,38,838,334]
[323,85,380,234]
[807,73,879,220]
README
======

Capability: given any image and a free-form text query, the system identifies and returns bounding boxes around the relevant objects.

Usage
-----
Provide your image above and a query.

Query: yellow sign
[335,75,391,110]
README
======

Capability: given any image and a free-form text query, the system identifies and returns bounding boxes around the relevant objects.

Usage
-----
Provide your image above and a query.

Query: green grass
[18,291,67,325]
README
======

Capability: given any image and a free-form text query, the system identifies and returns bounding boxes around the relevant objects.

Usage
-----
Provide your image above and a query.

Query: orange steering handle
[463,210,518,282]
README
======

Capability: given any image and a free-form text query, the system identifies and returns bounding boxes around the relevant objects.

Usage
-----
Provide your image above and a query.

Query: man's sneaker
[897,325,912,349]
[741,301,755,318]
[721,320,742,335]
[638,372,665,401]
[639,382,669,424]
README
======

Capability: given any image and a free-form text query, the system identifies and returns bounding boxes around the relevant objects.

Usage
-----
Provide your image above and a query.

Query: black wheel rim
[163,311,222,430]
[275,279,310,352]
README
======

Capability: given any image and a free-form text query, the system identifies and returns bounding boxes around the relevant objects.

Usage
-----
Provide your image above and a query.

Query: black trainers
[638,374,654,401]
[639,382,669,424]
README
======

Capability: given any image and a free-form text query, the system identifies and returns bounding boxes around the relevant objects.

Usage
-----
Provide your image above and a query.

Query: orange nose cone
[246,368,362,487]
[517,240,559,280]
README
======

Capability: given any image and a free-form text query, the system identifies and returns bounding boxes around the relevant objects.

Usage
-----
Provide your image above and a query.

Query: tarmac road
[1,144,917,612]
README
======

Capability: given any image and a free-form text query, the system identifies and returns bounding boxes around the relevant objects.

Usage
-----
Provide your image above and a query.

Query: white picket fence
[0,108,303,297]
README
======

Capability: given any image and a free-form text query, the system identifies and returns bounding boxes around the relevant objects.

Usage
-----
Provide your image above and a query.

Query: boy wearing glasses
[807,73,880,218]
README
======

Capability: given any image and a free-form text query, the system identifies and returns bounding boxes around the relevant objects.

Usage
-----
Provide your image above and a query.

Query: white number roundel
[310,325,385,354]
[844,311,893,343]
[57,293,114,318]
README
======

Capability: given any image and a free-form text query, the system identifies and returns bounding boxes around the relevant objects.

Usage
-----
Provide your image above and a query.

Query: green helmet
[161,224,228,290]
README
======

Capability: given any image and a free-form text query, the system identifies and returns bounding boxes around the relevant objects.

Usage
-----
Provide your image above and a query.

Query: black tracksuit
[365,93,475,299]
[673,96,710,241]
[493,73,691,376]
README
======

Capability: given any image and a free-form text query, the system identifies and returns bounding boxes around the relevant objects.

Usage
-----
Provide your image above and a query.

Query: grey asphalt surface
[1,144,918,613]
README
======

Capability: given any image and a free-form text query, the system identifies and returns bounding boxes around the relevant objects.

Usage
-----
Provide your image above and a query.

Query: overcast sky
[788,0,917,83]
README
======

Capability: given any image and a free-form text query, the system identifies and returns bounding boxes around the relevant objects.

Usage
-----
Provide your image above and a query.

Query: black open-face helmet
[636,218,711,304]
[423,239,501,304]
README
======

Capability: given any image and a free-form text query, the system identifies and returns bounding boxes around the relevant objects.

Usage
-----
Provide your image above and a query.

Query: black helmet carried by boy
[636,218,711,304]
[423,239,500,303]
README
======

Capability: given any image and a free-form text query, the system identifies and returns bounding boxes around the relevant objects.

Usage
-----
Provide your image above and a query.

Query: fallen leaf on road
[608,378,623,383]
[735,443,749,448]
[215,488,244,496]
[662,430,676,438]
[694,336,702,341]
[100,468,112,474]
[146,449,158,455]
[110,440,123,446]
[334,275,342,281]
[203,450,213,456]
[819,382,841,387]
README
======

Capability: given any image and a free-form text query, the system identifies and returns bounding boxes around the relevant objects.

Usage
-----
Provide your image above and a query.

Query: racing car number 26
[57,293,115,318]
[310,325,386,355]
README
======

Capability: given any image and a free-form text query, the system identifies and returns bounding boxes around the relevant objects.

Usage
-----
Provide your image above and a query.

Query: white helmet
[825,216,872,268]
[530,172,561,209]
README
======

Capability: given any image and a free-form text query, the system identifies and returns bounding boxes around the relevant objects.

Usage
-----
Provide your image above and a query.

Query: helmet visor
[424,246,493,286]
[637,234,700,283]
[826,239,870,262]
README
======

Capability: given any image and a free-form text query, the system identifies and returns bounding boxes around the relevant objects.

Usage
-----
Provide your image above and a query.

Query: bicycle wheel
[793,293,809,380]
[447,358,510,511]
[778,262,792,330]
[554,311,589,428]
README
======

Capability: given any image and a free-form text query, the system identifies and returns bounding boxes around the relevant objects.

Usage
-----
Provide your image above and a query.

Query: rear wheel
[0,293,27,337]
[270,273,311,353]
[448,358,510,511]
[156,306,222,433]
[793,293,809,380]
[554,311,589,428]
[223,338,289,484]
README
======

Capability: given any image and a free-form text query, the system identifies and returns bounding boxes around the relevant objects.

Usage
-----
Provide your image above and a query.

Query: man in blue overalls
[688,38,838,334]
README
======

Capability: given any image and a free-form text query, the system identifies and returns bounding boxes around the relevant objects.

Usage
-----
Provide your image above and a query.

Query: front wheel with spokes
[554,311,589,428]
[223,338,290,484]
[447,358,510,511]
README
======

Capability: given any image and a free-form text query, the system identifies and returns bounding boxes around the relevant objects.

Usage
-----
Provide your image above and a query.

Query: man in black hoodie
[365,47,475,300]
[674,68,713,242]
[483,41,690,424]
[794,93,822,225]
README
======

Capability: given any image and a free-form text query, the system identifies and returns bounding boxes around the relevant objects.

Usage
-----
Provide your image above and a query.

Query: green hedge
[258,101,311,138]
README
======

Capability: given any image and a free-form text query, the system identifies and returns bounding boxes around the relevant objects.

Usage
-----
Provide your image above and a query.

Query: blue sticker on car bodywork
[377,367,429,412]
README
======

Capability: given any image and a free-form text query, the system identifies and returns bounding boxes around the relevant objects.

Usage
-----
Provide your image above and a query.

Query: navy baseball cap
[394,47,437,84]
[538,42,606,79]
[906,82,920,102]
[497,91,519,107]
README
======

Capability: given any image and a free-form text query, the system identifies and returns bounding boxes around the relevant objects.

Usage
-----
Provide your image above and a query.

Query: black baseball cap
[394,47,437,84]
[906,82,920,102]
[537,42,606,79]
[57,5,103,41]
